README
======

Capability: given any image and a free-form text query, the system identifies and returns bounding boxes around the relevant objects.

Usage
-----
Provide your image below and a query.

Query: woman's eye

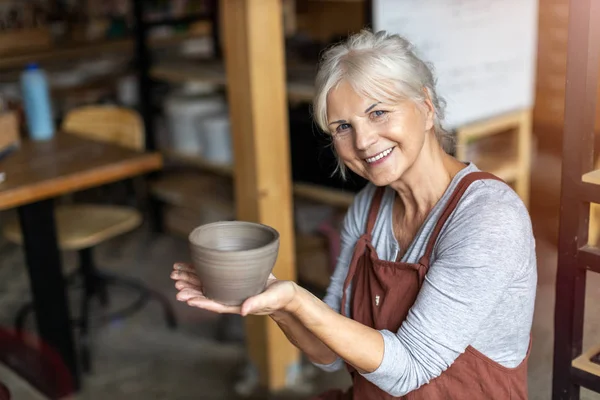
[371,110,387,118]
[336,123,351,133]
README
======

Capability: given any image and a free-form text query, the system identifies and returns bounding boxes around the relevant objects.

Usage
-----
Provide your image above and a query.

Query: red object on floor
[0,382,10,400]
[0,327,74,398]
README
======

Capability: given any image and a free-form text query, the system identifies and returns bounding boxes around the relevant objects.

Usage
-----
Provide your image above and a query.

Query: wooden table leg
[17,199,80,396]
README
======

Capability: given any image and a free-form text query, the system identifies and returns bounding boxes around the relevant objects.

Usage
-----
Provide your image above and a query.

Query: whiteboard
[373,0,538,129]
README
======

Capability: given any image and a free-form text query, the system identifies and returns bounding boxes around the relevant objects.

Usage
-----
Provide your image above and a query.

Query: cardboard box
[0,111,20,158]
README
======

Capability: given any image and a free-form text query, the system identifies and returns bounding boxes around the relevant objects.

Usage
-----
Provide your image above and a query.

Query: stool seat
[3,204,142,251]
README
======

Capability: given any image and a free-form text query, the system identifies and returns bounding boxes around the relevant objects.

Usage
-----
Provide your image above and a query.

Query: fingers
[173,263,195,273]
[176,287,204,301]
[171,262,241,315]
[174,280,200,291]
[170,269,201,286]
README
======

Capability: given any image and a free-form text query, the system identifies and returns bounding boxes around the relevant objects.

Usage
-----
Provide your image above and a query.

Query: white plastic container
[200,113,232,165]
[164,93,226,155]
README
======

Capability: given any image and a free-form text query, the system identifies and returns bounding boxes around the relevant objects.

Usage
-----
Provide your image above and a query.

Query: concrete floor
[1,149,600,399]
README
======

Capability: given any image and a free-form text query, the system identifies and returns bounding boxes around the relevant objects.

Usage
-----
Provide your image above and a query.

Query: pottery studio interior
[0,0,600,399]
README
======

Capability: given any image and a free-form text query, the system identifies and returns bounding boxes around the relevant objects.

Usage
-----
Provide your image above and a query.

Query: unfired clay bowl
[188,221,280,306]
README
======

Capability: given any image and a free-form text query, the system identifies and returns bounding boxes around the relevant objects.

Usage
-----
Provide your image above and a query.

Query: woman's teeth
[365,148,393,163]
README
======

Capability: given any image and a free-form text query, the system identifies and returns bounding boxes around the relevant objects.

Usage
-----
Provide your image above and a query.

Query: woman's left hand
[170,263,297,316]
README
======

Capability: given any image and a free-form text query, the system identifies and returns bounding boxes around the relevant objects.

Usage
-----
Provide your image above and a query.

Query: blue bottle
[21,63,55,140]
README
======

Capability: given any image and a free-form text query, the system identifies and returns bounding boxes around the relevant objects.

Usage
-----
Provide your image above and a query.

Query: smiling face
[326,80,436,187]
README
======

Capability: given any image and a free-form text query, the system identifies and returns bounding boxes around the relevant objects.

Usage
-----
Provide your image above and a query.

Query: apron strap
[419,171,503,267]
[340,236,369,317]
[340,186,386,317]
[366,187,386,236]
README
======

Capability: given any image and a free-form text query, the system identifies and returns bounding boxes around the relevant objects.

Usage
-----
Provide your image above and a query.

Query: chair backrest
[61,106,145,151]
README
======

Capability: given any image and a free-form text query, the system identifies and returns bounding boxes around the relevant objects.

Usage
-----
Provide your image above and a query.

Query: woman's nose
[354,125,378,151]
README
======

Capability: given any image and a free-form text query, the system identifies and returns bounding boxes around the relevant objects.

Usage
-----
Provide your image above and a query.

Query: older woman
[170,30,537,399]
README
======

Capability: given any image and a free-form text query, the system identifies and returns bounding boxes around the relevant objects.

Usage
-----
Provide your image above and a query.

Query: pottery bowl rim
[189,220,280,256]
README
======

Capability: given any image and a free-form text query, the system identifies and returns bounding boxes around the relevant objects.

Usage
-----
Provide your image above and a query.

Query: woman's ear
[422,88,435,131]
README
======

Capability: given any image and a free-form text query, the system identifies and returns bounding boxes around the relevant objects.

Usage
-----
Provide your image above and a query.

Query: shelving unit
[551,0,600,398]
[455,109,532,205]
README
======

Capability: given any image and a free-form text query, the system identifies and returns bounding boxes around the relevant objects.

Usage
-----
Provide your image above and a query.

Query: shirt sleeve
[311,184,374,372]
[359,187,534,396]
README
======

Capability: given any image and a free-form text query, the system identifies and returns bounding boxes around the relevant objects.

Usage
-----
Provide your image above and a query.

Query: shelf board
[161,149,354,208]
[287,81,315,103]
[146,13,212,28]
[572,344,600,392]
[164,149,233,177]
[0,31,209,70]
[151,61,226,86]
[151,171,233,210]
[583,169,600,186]
[150,60,315,103]
[51,69,131,97]
[474,154,520,183]
[293,182,354,208]
[457,109,529,143]
[577,245,600,273]
[463,123,522,183]
[572,344,600,376]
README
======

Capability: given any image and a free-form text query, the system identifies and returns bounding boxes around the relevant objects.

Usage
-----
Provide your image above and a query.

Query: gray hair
[313,29,453,179]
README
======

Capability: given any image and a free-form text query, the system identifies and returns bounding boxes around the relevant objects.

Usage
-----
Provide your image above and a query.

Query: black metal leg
[147,196,164,234]
[14,302,33,335]
[17,200,80,394]
[99,271,177,329]
[210,0,221,59]
[96,278,110,308]
[79,248,109,307]
[148,286,177,329]
[79,248,94,374]
[132,0,155,151]
[139,175,164,235]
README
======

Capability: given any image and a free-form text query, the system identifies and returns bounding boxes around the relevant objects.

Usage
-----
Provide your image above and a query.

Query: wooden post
[221,0,300,391]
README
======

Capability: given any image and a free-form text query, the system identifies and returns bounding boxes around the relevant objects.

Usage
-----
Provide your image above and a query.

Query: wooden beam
[221,0,300,391]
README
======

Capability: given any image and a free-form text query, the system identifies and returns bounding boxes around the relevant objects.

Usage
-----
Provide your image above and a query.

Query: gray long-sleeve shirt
[314,163,537,397]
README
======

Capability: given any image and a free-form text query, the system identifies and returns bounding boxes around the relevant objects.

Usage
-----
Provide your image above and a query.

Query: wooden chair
[2,106,176,373]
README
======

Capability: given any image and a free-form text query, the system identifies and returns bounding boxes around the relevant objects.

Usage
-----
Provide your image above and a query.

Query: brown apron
[314,171,531,399]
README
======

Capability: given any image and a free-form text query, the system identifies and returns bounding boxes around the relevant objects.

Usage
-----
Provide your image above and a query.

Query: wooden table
[0,133,162,396]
